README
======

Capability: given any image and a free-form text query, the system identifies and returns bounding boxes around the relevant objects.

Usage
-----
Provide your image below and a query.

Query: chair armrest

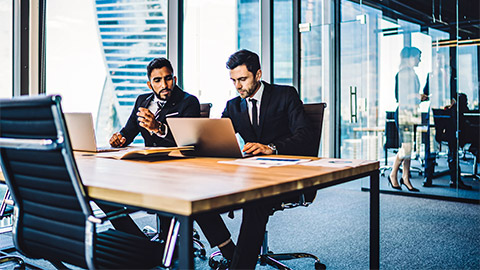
[87,207,133,224]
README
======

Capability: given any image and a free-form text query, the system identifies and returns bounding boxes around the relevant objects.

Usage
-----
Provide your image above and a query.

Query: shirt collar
[249,81,264,102]
[152,94,167,105]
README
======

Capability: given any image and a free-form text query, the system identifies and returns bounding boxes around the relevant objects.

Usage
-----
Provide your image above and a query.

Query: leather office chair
[200,103,213,118]
[257,103,327,270]
[0,95,164,269]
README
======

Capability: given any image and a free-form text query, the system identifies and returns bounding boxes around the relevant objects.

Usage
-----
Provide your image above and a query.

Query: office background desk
[1,153,380,269]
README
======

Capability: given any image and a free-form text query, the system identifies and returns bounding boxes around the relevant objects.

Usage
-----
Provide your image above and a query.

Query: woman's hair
[400,47,421,59]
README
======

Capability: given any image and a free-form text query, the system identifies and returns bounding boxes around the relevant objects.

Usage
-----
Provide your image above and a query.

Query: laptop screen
[167,118,246,158]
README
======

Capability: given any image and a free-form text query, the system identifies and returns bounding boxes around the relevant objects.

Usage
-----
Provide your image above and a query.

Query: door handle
[350,86,357,123]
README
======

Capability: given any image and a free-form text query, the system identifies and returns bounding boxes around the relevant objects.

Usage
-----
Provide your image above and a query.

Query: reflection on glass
[388,47,423,192]
[183,0,259,118]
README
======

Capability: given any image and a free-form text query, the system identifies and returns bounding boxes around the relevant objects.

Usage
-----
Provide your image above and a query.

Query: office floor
[1,173,479,270]
[379,154,479,200]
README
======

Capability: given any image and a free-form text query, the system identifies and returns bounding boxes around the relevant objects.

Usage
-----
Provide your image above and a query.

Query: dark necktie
[249,98,258,128]
[154,100,166,120]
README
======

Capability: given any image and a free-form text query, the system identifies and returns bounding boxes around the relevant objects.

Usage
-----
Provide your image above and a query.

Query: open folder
[95,146,194,160]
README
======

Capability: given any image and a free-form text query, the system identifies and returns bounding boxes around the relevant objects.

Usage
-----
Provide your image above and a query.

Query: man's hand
[109,132,126,147]
[137,107,161,134]
[243,142,273,155]
[420,93,429,101]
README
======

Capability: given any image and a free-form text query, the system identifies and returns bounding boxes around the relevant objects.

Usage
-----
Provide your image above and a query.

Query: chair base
[0,255,25,269]
[259,252,326,270]
[259,230,325,270]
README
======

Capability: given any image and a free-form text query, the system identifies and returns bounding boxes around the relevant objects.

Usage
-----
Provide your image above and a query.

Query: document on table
[95,146,194,160]
[219,157,311,168]
[301,158,367,168]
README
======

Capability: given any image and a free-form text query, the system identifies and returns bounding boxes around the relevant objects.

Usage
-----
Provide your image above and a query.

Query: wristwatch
[267,143,278,155]
[150,122,165,137]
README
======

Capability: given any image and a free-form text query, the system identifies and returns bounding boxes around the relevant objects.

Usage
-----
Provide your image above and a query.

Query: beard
[240,81,260,99]
[153,87,172,100]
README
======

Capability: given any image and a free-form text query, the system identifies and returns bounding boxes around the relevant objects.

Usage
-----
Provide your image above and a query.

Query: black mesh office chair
[257,103,327,270]
[0,95,164,269]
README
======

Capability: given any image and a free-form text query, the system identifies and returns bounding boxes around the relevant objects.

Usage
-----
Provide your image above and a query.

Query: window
[46,0,168,146]
[183,0,260,118]
[0,0,12,98]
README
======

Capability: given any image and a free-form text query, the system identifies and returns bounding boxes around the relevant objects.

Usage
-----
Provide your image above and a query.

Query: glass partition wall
[14,0,479,200]
[331,0,479,201]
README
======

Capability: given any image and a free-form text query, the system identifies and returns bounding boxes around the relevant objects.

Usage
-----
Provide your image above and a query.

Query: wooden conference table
[2,152,380,269]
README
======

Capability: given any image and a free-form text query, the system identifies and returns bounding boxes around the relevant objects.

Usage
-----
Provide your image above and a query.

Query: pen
[256,158,300,162]
[328,160,352,164]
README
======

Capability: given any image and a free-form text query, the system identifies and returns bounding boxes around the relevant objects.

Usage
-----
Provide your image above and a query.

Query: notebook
[167,118,250,158]
[64,113,121,152]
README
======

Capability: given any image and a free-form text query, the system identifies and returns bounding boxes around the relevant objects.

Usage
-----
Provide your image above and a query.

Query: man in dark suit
[196,49,314,269]
[106,57,200,239]
[110,57,200,148]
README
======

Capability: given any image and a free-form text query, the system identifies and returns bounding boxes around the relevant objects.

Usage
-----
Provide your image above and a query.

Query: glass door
[340,0,374,160]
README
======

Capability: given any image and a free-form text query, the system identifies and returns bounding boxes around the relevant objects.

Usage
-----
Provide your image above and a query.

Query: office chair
[379,111,422,177]
[433,108,479,181]
[200,103,213,118]
[0,95,164,269]
[257,103,327,270]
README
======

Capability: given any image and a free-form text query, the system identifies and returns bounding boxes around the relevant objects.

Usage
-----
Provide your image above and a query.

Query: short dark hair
[226,49,261,75]
[147,57,174,80]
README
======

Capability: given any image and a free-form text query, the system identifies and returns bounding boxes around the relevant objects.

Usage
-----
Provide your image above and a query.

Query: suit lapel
[142,93,154,108]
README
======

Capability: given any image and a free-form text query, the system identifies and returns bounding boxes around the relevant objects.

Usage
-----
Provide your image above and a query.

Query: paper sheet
[218,157,311,168]
[301,158,368,168]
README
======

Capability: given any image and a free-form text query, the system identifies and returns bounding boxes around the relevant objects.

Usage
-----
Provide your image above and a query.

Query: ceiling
[360,0,480,39]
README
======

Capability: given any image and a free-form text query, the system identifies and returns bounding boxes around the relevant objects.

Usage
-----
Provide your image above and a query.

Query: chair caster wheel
[194,247,206,259]
[315,262,326,270]
[193,229,200,240]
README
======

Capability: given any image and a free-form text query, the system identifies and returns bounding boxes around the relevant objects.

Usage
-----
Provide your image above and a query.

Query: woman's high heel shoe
[399,178,419,192]
[388,176,402,190]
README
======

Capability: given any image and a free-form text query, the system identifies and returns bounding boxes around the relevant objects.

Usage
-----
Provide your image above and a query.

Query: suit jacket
[120,85,200,147]
[222,81,314,156]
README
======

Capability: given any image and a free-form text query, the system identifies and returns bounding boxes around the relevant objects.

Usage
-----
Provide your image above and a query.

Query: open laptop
[167,118,249,158]
[64,113,121,152]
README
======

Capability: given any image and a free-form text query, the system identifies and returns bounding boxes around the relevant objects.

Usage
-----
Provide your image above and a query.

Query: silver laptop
[167,118,249,158]
[64,113,120,152]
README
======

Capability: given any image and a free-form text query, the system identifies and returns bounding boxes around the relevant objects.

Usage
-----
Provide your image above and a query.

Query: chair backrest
[0,95,91,268]
[384,111,399,149]
[303,103,327,157]
[432,108,454,144]
[200,103,212,118]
